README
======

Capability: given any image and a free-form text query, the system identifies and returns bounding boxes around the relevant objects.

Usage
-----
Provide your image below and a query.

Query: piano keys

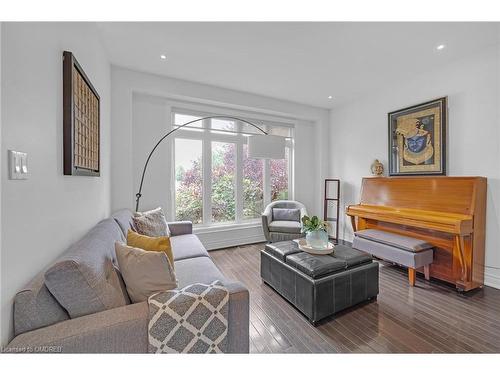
[346,176,487,291]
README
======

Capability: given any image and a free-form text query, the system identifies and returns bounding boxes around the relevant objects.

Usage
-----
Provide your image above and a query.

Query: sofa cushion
[272,208,300,222]
[44,218,130,319]
[174,257,228,288]
[170,234,209,261]
[355,229,433,252]
[111,209,135,236]
[13,272,69,336]
[268,220,302,234]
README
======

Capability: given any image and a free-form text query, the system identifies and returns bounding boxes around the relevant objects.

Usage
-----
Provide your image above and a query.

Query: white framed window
[172,108,294,227]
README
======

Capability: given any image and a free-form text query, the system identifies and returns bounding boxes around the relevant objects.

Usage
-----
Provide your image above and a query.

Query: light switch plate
[8,150,28,180]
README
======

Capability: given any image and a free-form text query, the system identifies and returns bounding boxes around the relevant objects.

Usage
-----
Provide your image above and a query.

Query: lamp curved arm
[135,115,268,212]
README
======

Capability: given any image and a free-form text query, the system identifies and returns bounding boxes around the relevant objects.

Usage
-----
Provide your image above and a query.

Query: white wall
[329,45,500,289]
[0,23,111,346]
[111,67,329,249]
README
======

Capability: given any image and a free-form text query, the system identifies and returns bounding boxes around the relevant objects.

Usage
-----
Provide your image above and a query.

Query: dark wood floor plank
[210,243,500,353]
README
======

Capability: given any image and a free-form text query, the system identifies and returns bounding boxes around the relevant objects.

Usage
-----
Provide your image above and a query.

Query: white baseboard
[484,269,500,290]
[203,234,265,251]
[195,223,265,250]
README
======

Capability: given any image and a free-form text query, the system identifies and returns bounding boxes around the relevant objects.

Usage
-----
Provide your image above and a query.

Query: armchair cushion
[272,208,301,222]
[268,220,302,234]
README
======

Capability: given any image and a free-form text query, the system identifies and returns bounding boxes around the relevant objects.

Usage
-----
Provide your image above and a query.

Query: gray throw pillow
[272,208,301,222]
[133,207,171,237]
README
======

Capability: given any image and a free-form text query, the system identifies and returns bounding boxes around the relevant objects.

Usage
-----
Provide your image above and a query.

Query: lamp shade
[247,135,286,159]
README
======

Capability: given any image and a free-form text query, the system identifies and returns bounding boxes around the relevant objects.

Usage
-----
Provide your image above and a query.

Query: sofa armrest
[300,207,308,220]
[262,205,273,224]
[261,215,271,242]
[6,281,249,354]
[261,206,272,242]
[5,302,149,353]
[224,281,250,353]
[168,221,193,236]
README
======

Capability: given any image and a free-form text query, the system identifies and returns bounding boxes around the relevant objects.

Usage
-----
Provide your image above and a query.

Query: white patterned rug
[148,281,229,353]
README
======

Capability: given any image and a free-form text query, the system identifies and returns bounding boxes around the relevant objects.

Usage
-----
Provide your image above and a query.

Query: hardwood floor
[210,243,500,353]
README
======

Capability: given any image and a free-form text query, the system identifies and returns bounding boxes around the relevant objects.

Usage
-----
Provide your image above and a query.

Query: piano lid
[358,176,485,215]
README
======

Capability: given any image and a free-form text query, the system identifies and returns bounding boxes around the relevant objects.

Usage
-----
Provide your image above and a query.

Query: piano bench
[353,229,434,286]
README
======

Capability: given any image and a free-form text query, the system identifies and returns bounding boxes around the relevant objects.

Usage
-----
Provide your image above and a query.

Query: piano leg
[350,216,357,232]
[454,235,473,291]
[408,268,416,286]
[424,265,430,281]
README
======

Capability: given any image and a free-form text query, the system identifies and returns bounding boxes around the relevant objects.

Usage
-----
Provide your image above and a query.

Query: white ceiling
[97,22,499,108]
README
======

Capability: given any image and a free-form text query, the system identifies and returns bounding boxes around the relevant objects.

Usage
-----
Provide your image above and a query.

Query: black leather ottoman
[261,241,379,324]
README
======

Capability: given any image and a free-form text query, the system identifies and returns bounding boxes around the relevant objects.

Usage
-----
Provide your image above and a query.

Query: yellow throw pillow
[127,230,174,269]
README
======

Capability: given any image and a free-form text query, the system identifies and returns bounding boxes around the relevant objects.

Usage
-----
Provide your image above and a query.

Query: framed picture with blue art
[388,97,447,176]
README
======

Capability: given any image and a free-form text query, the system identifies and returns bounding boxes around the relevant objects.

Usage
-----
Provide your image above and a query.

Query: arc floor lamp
[135,115,285,212]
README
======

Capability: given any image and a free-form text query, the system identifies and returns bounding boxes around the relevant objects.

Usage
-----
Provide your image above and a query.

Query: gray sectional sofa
[6,209,249,353]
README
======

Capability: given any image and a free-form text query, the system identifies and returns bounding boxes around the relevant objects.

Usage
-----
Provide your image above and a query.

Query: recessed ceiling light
[328,95,333,99]
[436,44,445,51]
[160,54,167,60]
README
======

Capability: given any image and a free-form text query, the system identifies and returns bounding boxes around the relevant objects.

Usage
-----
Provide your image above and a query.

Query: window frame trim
[172,107,294,228]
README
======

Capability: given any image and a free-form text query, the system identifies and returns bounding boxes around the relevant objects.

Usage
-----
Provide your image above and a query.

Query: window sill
[193,220,262,235]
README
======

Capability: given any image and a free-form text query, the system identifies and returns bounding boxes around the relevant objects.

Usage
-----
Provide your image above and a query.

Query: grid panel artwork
[73,68,99,171]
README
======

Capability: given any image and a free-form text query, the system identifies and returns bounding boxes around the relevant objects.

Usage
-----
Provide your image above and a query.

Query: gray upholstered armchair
[261,200,308,243]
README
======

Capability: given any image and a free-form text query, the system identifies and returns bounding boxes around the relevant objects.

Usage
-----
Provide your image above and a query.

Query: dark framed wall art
[388,97,447,176]
[63,51,100,176]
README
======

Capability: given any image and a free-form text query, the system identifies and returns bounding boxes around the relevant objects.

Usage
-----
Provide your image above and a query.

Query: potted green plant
[301,215,329,250]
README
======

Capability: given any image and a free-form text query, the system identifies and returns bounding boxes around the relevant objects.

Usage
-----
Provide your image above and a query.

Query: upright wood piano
[346,177,487,291]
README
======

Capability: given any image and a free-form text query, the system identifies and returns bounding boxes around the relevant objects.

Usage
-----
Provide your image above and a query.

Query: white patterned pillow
[133,207,171,237]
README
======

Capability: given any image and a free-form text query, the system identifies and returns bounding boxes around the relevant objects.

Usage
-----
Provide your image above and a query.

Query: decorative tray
[293,238,335,255]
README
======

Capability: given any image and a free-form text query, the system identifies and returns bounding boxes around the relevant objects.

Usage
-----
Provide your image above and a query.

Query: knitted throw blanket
[148,281,229,353]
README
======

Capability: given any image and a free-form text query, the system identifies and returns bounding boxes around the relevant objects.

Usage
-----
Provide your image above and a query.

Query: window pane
[210,118,236,135]
[211,142,236,223]
[173,113,203,132]
[270,147,289,201]
[175,138,203,224]
[243,144,264,219]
